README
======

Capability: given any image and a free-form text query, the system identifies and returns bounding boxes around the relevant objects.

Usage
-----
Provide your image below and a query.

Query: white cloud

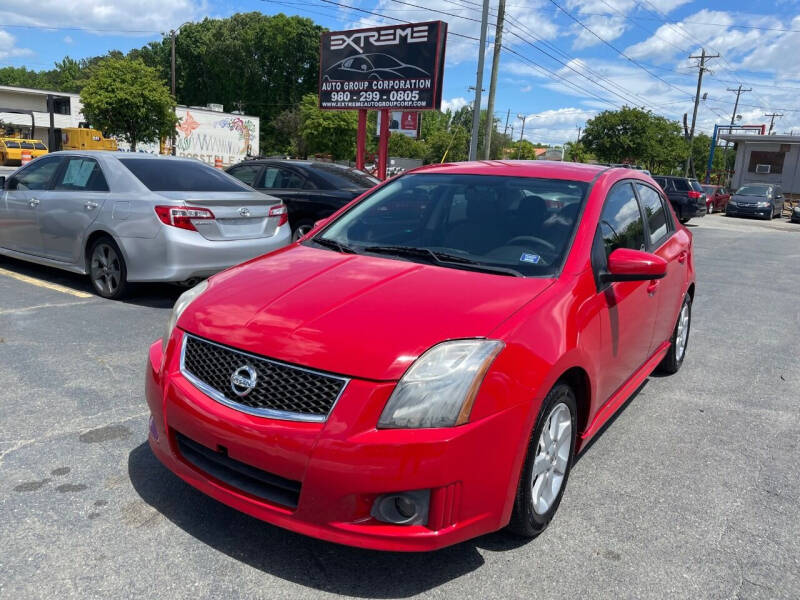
[571,15,627,49]
[516,107,596,145]
[63,35,73,44]
[0,29,33,59]
[0,1,205,36]
[441,97,469,113]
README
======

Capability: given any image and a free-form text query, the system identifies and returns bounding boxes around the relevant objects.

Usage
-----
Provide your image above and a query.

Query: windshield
[736,185,769,197]
[120,158,251,192]
[312,173,588,277]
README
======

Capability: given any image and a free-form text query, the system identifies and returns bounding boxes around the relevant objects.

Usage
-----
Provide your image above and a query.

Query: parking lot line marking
[0,267,93,298]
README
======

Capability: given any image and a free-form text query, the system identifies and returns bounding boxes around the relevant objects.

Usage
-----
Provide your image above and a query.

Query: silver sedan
[0,151,291,298]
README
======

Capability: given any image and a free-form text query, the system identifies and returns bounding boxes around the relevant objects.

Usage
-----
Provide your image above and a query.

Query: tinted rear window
[689,180,703,192]
[672,179,691,191]
[313,163,379,189]
[119,158,249,192]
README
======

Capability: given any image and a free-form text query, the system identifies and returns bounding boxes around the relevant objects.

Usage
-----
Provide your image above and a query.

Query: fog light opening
[371,490,430,526]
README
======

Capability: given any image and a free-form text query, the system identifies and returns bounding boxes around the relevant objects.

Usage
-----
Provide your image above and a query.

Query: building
[720,133,800,194]
[0,84,259,166]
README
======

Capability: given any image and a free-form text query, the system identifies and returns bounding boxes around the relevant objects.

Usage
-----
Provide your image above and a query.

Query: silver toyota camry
[0,151,291,298]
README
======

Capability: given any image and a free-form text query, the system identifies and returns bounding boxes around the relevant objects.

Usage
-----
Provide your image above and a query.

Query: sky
[1,0,798,145]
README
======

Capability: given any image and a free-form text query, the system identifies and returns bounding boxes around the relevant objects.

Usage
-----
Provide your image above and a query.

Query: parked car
[726,184,784,220]
[145,161,695,551]
[226,159,379,241]
[0,151,290,299]
[651,175,706,223]
[700,184,730,213]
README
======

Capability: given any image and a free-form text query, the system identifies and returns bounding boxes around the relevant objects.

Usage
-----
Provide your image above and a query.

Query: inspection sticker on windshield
[520,253,541,264]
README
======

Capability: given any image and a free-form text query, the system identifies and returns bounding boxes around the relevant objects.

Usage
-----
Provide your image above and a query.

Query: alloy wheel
[90,243,122,297]
[675,302,690,361]
[531,403,572,515]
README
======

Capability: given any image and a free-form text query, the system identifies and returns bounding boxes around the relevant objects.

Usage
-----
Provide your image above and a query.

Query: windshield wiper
[313,237,356,254]
[363,245,523,277]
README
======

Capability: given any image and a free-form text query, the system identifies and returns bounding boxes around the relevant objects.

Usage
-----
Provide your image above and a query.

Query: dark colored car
[652,176,706,223]
[726,184,784,220]
[227,160,379,240]
[700,185,730,214]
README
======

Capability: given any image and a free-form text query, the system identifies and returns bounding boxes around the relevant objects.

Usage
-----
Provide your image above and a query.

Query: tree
[80,58,177,150]
[298,94,357,160]
[388,132,426,159]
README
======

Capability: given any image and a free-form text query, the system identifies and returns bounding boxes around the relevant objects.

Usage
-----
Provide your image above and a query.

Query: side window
[53,158,109,192]
[635,183,671,247]
[262,167,304,189]
[598,182,645,259]
[227,164,262,187]
[14,157,63,191]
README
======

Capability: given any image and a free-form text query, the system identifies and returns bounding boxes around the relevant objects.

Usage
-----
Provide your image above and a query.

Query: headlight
[757,201,770,208]
[378,339,504,429]
[162,280,208,352]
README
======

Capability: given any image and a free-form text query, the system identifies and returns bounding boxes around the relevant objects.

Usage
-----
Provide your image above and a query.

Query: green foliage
[388,132,426,159]
[508,139,545,159]
[80,58,177,150]
[298,94,357,160]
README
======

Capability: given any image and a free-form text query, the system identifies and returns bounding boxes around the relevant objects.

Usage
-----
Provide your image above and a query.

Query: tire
[679,217,690,224]
[657,294,692,375]
[507,383,577,538]
[291,221,315,243]
[87,236,129,299]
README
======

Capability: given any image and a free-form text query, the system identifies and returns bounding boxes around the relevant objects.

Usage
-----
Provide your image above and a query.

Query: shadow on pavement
[0,254,182,308]
[128,443,504,597]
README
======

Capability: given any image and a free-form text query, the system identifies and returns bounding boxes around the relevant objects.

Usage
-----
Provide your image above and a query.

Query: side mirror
[601,248,667,283]
[313,217,331,230]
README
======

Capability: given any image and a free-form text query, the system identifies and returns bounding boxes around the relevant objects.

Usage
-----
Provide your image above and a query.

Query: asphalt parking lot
[1,213,799,600]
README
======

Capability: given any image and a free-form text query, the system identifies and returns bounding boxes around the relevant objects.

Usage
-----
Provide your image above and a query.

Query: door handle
[85,201,99,210]
[647,280,659,296]
[677,251,687,264]
[29,198,40,207]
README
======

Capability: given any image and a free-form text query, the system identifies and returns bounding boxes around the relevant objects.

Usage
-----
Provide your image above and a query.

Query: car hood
[179,245,555,381]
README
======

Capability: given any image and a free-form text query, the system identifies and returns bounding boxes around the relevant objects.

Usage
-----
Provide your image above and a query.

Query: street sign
[319,21,447,111]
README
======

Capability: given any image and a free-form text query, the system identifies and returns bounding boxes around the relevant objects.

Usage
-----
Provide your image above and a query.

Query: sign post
[318,21,447,179]
[356,110,367,171]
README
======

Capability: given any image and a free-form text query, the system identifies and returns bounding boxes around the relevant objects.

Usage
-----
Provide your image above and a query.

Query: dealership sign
[319,21,447,110]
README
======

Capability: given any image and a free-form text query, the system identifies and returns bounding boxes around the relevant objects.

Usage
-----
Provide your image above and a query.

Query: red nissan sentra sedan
[145,161,695,551]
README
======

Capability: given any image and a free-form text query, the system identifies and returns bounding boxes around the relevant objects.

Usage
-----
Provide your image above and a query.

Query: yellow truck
[0,138,48,165]
[59,127,118,151]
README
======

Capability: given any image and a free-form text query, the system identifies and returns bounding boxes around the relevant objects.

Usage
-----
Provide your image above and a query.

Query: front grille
[181,334,348,421]
[175,431,301,508]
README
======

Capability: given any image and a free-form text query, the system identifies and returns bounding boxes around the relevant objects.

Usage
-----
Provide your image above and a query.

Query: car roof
[236,159,355,171]
[408,160,609,182]
[44,150,202,162]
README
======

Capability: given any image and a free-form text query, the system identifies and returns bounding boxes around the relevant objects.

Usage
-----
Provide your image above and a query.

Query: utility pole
[469,0,490,161]
[503,109,511,136]
[170,29,177,156]
[483,0,506,160]
[765,113,783,135]
[516,113,527,159]
[685,48,719,177]
[721,85,750,181]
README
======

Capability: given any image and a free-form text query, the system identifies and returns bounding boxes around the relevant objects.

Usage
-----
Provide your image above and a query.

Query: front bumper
[144,334,529,551]
[120,224,291,282]
[725,203,771,218]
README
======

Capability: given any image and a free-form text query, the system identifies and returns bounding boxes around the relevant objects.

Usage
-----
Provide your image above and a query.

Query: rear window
[313,163,380,190]
[689,180,703,192]
[34,142,47,150]
[119,158,250,192]
[672,178,691,191]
